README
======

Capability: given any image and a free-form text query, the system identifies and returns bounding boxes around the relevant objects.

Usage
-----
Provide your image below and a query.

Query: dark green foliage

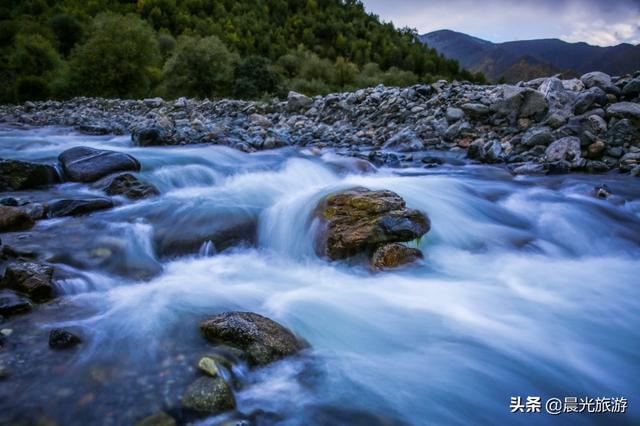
[49,13,83,56]
[161,35,236,99]
[234,55,281,99]
[15,75,49,102]
[0,0,486,103]
[68,13,161,98]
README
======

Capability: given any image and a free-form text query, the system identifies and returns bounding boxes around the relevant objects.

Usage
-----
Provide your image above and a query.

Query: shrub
[69,13,161,98]
[162,35,235,98]
[15,75,49,102]
[233,55,281,99]
[49,13,83,56]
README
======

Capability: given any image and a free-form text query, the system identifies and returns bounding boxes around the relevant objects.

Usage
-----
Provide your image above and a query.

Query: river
[0,126,639,425]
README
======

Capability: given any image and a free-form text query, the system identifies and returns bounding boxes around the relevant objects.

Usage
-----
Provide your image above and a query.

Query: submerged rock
[314,187,430,260]
[47,198,114,217]
[0,290,32,316]
[136,412,176,426]
[200,311,304,367]
[0,205,34,232]
[59,146,141,183]
[182,376,236,414]
[0,262,55,302]
[370,243,423,270]
[49,328,82,349]
[0,159,59,191]
[94,173,159,200]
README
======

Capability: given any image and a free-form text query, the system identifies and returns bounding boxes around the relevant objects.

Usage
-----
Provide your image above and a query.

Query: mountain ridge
[420,29,639,82]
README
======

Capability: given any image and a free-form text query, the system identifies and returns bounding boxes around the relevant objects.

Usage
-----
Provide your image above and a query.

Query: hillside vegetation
[0,0,485,103]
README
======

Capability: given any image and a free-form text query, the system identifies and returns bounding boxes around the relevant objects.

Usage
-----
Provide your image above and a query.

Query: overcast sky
[361,0,640,46]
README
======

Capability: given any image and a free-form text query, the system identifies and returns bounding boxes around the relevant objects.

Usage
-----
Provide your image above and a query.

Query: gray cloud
[361,0,640,46]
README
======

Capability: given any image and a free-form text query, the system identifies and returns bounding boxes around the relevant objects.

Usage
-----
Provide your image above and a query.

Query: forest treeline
[0,0,486,103]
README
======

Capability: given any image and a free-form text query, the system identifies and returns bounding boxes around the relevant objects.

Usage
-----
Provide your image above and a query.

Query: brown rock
[371,243,423,270]
[587,140,606,159]
[0,206,34,232]
[315,187,429,260]
[1,262,55,302]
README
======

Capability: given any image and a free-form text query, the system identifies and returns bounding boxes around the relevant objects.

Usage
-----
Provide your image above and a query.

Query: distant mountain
[420,29,639,82]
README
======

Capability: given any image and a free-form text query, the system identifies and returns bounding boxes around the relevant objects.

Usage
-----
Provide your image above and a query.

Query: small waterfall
[199,240,217,257]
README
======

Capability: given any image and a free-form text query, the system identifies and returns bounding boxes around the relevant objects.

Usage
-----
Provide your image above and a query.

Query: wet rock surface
[0,205,34,232]
[200,311,304,367]
[315,187,430,260]
[181,376,236,414]
[59,146,141,182]
[0,159,59,191]
[0,262,55,302]
[370,243,424,270]
[48,328,82,349]
[94,173,159,199]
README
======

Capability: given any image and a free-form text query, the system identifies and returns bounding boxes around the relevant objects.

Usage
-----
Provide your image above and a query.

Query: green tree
[162,35,236,98]
[49,13,84,56]
[233,55,281,99]
[69,13,160,98]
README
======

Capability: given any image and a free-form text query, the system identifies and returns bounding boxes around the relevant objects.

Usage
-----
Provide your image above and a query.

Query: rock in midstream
[200,311,305,367]
[314,187,430,261]
[58,146,141,183]
[0,262,55,302]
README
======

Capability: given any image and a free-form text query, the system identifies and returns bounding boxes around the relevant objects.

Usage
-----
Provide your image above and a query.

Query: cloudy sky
[361,0,640,46]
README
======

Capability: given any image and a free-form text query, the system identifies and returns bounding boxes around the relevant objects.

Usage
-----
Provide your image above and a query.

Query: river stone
[59,146,141,182]
[606,102,640,120]
[136,412,176,426]
[545,136,582,163]
[490,86,547,119]
[620,152,640,172]
[1,262,55,302]
[197,356,221,377]
[94,173,159,200]
[200,311,304,367]
[581,71,615,92]
[287,91,312,111]
[315,187,430,260]
[47,198,114,217]
[0,290,32,316]
[182,376,236,414]
[607,119,638,147]
[622,77,640,98]
[446,107,465,123]
[521,126,554,147]
[0,206,34,232]
[49,328,81,349]
[461,103,490,119]
[370,243,423,270]
[0,159,59,191]
[382,128,424,152]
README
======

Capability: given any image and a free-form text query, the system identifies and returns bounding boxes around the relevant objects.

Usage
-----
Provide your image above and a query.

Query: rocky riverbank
[1,71,639,176]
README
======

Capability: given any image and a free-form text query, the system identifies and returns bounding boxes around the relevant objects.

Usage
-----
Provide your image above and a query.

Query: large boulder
[200,311,304,367]
[0,262,55,302]
[580,71,619,94]
[47,198,114,217]
[0,206,34,232]
[622,77,640,98]
[93,173,159,200]
[490,86,547,120]
[59,146,140,183]
[182,376,236,414]
[315,187,430,260]
[370,243,423,270]
[0,159,59,192]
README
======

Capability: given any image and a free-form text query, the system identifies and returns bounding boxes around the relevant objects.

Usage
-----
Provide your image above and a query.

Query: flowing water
[0,126,639,425]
